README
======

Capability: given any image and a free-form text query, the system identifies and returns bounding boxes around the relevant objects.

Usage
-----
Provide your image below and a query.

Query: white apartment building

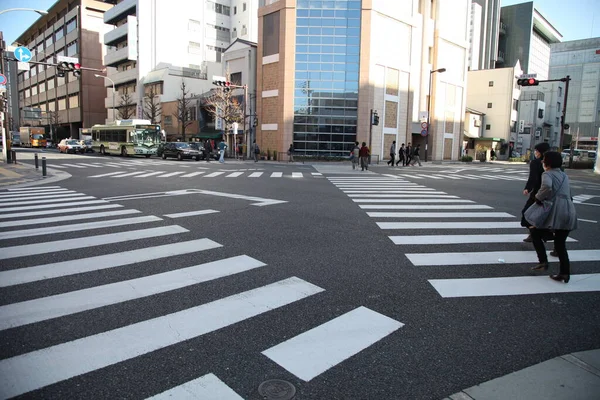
[466,61,522,158]
[101,0,258,138]
[518,81,564,152]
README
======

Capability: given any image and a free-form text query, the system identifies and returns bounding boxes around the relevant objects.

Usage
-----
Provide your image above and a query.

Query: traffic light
[517,78,539,86]
[58,61,82,78]
[213,79,231,92]
[372,111,379,126]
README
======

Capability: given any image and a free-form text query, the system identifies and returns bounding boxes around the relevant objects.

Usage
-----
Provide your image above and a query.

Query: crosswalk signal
[517,78,539,86]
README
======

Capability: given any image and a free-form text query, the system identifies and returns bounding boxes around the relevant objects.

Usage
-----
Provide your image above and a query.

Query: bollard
[42,157,47,177]
[11,150,17,164]
[35,153,39,169]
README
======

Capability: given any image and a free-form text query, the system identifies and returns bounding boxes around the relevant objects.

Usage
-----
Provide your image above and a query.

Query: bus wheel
[121,146,128,157]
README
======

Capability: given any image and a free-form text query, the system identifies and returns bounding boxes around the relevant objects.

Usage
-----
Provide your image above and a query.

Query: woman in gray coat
[527,151,578,283]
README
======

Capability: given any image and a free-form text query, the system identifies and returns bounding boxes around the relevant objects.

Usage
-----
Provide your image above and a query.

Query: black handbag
[524,174,565,228]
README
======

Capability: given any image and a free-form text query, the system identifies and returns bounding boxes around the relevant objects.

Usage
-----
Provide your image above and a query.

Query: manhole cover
[258,379,296,400]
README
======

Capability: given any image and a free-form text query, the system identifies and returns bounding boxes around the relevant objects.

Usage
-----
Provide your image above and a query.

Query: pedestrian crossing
[0,185,403,398]
[88,170,323,179]
[328,176,600,298]
[385,172,527,181]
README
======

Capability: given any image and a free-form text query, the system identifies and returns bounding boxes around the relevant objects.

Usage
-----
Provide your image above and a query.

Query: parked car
[79,139,94,153]
[46,140,54,148]
[160,142,201,161]
[189,142,219,160]
[58,139,85,154]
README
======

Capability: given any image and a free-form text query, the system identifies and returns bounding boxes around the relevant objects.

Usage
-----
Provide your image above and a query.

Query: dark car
[189,142,219,160]
[161,142,201,161]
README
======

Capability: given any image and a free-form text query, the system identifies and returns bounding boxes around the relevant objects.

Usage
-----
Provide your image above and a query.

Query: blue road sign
[421,129,428,137]
[14,47,32,63]
[0,74,6,85]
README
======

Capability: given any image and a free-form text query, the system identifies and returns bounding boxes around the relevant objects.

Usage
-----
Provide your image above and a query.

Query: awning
[463,130,480,139]
[143,69,167,84]
[190,132,223,139]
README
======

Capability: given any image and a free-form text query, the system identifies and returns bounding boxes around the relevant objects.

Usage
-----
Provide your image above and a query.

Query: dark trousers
[531,229,570,276]
[521,194,536,227]
[387,154,395,165]
[396,154,405,166]
[406,155,412,166]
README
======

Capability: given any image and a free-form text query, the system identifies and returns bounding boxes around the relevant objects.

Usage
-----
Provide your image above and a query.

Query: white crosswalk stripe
[0,185,405,398]
[328,175,600,299]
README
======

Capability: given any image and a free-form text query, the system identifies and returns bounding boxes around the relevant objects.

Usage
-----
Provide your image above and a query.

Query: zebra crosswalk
[88,170,323,179]
[0,185,402,398]
[328,176,600,298]
[386,172,527,181]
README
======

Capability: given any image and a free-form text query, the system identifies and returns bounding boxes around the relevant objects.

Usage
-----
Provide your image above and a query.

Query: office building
[14,0,113,139]
[550,37,600,150]
[256,0,471,161]
[470,0,501,71]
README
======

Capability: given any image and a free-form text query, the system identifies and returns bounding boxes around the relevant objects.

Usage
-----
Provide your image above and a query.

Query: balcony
[105,90,139,109]
[104,46,131,67]
[105,22,129,46]
[109,67,138,86]
[104,0,136,25]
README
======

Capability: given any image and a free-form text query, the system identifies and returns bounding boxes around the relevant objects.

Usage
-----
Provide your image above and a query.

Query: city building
[0,32,20,134]
[101,0,258,141]
[465,61,522,158]
[13,0,113,139]
[497,1,562,79]
[255,0,471,161]
[550,37,600,150]
[470,0,501,71]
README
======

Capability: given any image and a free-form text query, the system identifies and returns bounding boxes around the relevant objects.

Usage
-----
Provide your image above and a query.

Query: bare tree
[118,93,136,119]
[174,80,194,142]
[143,87,162,124]
[203,81,244,137]
[46,110,61,142]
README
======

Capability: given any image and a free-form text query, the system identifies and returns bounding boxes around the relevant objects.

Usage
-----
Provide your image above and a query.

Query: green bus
[91,119,162,157]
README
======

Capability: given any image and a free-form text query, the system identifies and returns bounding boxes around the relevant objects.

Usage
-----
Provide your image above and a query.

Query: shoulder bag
[524,173,566,228]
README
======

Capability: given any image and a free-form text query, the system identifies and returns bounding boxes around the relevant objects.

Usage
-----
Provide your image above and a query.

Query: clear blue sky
[1,0,599,46]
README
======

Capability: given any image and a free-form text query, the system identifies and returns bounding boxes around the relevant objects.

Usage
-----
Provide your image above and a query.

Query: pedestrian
[218,140,227,163]
[491,148,497,161]
[288,143,295,162]
[359,141,370,171]
[410,144,422,166]
[396,143,406,166]
[351,141,360,170]
[521,142,550,242]
[387,141,396,166]
[204,139,212,162]
[405,142,412,166]
[252,140,260,162]
[524,151,577,283]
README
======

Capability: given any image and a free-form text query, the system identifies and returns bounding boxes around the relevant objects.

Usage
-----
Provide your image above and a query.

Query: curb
[0,162,71,189]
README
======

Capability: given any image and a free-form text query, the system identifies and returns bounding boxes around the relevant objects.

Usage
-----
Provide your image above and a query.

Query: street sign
[519,73,537,79]
[14,47,32,62]
[421,129,428,137]
[232,122,238,135]
[17,62,30,71]
[0,74,6,85]
[420,122,428,129]
[57,55,79,64]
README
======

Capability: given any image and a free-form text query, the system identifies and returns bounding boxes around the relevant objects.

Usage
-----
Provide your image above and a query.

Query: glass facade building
[293,0,362,156]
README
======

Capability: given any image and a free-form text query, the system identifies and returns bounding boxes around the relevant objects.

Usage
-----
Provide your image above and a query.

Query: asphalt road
[1,151,599,399]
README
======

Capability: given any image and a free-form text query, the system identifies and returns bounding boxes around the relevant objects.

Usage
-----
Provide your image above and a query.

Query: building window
[558,86,563,97]
[538,109,544,118]
[243,2,247,11]
[66,41,77,56]
[31,85,38,96]
[25,88,31,98]
[234,6,237,14]
[489,81,494,87]
[487,102,492,108]
[144,82,163,95]
[232,28,237,39]
[45,36,53,47]
[39,82,46,93]
[55,47,65,57]
[58,97,67,110]
[187,107,196,121]
[485,124,491,130]
[189,64,201,70]
[55,27,64,40]
[555,117,559,127]
[263,11,280,56]
[557,102,561,112]
[189,19,201,31]
[69,94,79,108]
[512,99,519,111]
[30,65,37,77]
[66,18,77,34]
[242,24,247,36]
[47,79,55,90]
[48,101,56,111]
[230,72,242,85]
[37,43,44,54]
[164,115,172,125]
[189,41,201,48]
[57,76,65,87]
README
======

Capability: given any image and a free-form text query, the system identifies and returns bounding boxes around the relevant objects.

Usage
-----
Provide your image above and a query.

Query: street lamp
[94,74,116,122]
[425,67,446,162]
[0,8,48,16]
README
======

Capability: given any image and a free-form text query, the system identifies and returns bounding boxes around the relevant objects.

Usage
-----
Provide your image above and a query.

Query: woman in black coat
[521,142,550,241]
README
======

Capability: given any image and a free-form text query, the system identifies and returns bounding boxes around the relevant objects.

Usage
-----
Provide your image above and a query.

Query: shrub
[461,156,473,162]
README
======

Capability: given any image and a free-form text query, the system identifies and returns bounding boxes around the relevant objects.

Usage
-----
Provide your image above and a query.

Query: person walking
[410,144,422,166]
[396,143,406,166]
[218,140,227,163]
[405,142,412,166]
[351,141,360,170]
[252,140,260,162]
[387,141,396,166]
[359,142,370,171]
[204,139,212,162]
[521,142,550,242]
[288,144,295,162]
[525,151,577,283]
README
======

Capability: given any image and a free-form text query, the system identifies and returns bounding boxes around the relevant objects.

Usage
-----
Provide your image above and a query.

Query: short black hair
[543,151,562,169]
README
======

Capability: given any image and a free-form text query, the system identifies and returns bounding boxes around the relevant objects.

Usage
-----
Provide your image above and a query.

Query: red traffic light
[517,78,539,86]
[528,78,535,85]
[74,63,81,69]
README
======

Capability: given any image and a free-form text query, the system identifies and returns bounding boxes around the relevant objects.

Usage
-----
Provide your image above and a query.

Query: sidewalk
[0,158,71,188]
[444,349,600,400]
